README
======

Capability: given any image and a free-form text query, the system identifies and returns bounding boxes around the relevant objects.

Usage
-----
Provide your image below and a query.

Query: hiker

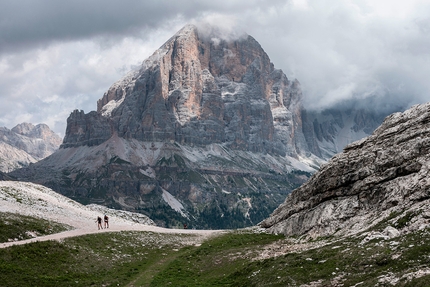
[96,216,103,230]
[104,214,109,229]
[183,223,188,229]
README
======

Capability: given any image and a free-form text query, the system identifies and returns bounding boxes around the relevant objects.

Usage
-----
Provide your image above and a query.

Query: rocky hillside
[2,181,430,286]
[261,102,430,238]
[0,123,62,172]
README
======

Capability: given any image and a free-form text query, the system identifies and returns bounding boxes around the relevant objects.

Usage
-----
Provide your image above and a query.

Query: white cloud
[0,0,430,135]
[0,23,183,135]
[291,0,310,10]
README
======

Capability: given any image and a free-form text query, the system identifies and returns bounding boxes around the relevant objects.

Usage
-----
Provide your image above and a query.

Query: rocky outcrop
[0,171,14,181]
[0,142,37,173]
[260,103,430,237]
[61,110,112,148]
[0,123,62,172]
[2,123,62,159]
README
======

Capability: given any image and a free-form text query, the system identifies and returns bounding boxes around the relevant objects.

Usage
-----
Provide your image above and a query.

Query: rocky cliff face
[261,103,430,237]
[63,25,312,157]
[0,123,62,172]
[303,106,394,159]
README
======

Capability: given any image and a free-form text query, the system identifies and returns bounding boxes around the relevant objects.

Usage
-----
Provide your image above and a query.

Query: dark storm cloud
[0,0,285,53]
[0,0,176,52]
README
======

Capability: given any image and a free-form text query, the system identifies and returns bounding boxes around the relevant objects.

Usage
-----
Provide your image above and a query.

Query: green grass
[149,228,430,286]
[0,212,70,243]
[1,216,430,286]
[0,231,199,287]
[150,231,284,286]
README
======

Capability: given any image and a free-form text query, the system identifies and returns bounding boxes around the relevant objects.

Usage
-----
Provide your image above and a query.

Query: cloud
[235,0,430,111]
[193,14,248,42]
[0,0,177,53]
[0,0,284,53]
[1,0,430,136]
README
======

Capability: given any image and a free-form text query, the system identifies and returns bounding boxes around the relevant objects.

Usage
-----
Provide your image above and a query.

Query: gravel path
[0,181,223,248]
[0,224,222,249]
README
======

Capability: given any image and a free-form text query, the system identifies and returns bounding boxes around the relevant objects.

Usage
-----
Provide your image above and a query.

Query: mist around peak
[192,15,248,44]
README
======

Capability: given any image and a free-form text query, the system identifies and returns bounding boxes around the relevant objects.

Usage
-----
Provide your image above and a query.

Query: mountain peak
[84,23,306,156]
[11,122,35,135]
[0,123,62,172]
[175,23,198,37]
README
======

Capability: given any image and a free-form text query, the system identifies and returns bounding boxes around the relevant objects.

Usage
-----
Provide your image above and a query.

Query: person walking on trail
[104,214,109,229]
[96,216,103,230]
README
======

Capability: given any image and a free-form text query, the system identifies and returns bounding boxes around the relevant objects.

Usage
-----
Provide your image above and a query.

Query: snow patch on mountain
[161,189,188,218]
[142,48,169,70]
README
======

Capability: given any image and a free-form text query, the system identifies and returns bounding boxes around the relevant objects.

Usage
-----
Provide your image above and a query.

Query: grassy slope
[0,212,70,243]
[1,214,430,286]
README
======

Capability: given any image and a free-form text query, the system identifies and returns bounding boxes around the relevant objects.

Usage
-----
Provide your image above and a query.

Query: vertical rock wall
[63,24,314,158]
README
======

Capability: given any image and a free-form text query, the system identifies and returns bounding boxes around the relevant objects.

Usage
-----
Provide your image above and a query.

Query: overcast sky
[1,0,430,136]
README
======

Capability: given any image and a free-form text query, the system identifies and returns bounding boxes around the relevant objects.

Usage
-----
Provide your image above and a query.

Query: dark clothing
[97,216,103,229]
[104,215,109,228]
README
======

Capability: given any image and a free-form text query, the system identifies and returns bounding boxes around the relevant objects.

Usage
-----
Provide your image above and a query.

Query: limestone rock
[15,23,400,231]
[0,123,62,172]
[303,104,394,159]
[64,24,310,157]
[10,25,399,229]
[260,103,430,237]
[61,110,112,148]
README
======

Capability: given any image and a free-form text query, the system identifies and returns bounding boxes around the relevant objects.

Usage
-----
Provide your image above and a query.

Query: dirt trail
[1,223,224,249]
[0,181,224,249]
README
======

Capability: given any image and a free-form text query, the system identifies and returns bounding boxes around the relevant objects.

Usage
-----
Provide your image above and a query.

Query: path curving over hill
[0,224,223,249]
[0,181,223,248]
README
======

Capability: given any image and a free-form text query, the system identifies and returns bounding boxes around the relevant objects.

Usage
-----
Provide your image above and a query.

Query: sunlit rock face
[11,24,401,229]
[261,103,430,238]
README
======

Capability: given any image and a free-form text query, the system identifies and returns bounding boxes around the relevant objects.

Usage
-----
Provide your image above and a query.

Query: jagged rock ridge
[307,109,389,159]
[261,103,430,237]
[303,100,400,159]
[0,123,62,172]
